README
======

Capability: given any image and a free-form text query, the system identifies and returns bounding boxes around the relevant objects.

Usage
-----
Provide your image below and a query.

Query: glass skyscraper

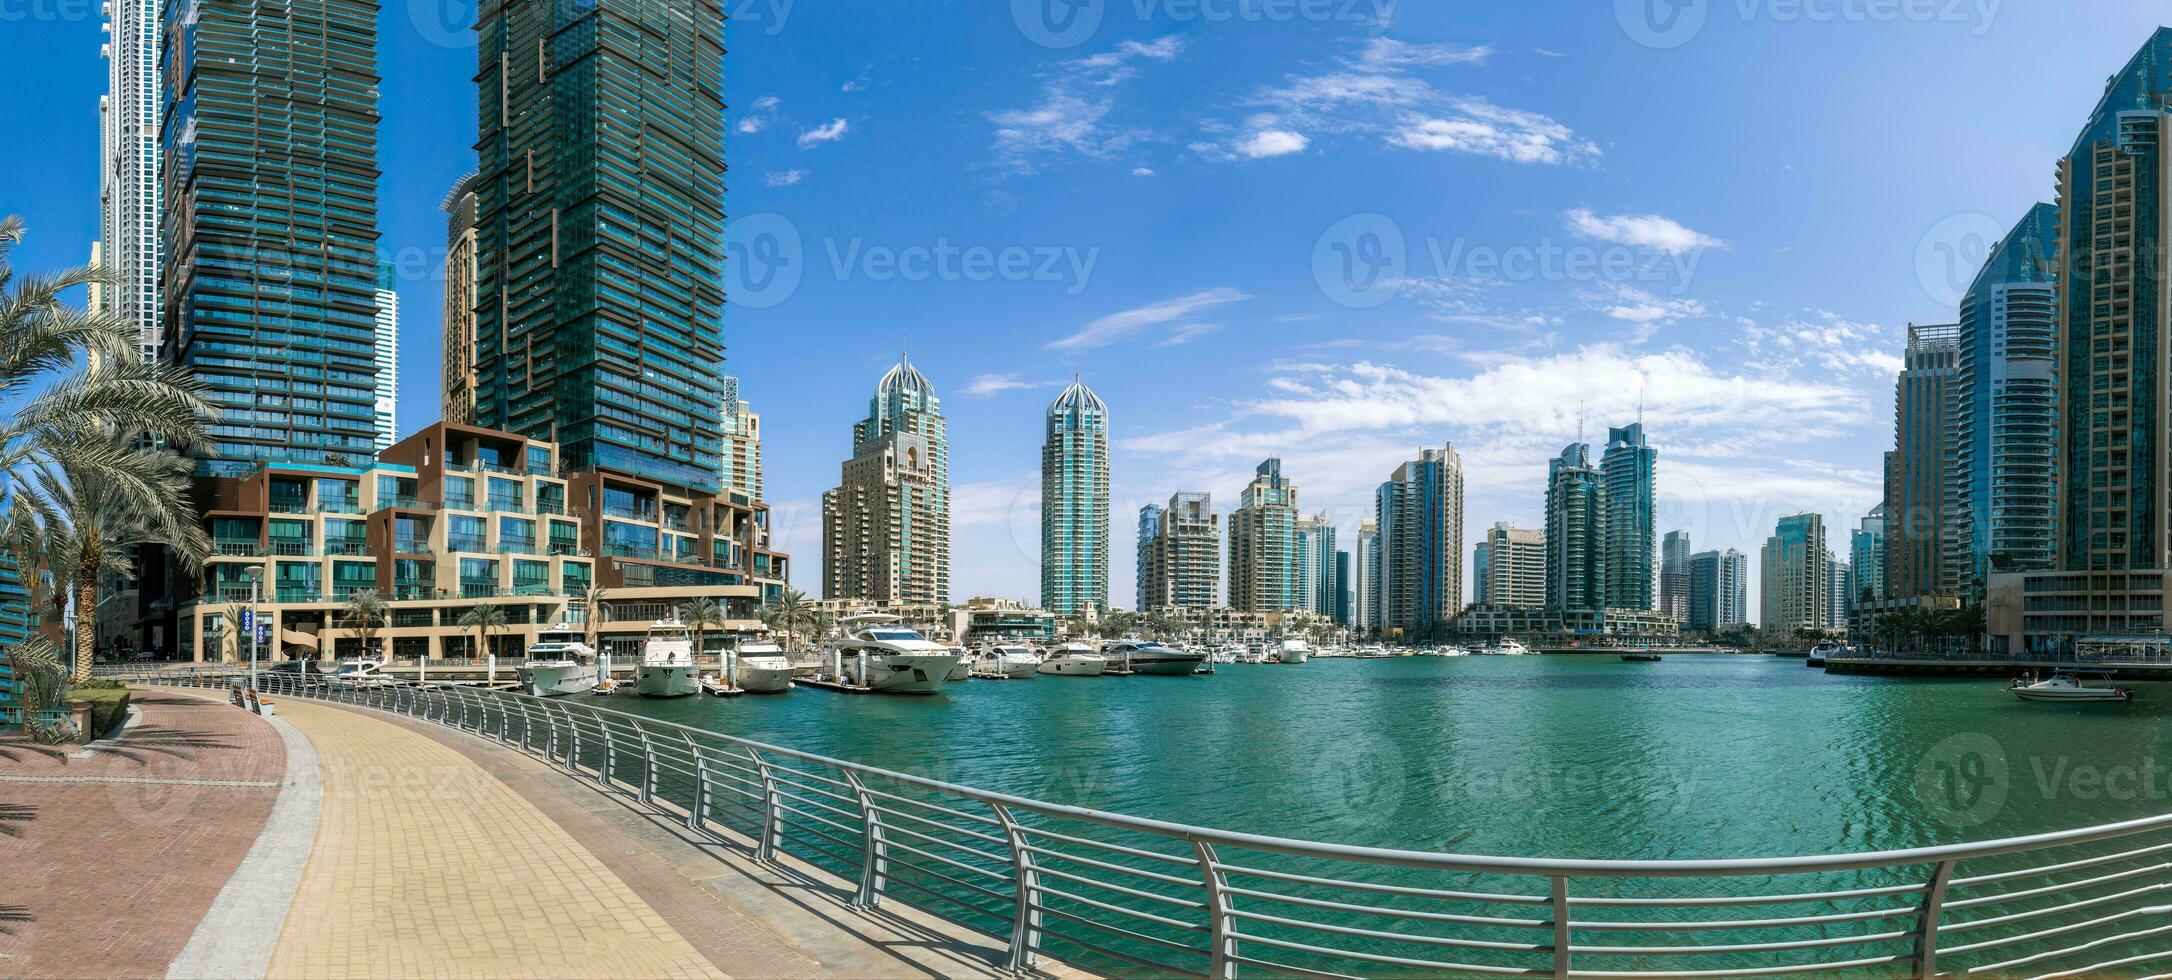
[1545,443,1606,613]
[161,0,382,471]
[1374,445,1465,635]
[98,0,160,362]
[823,358,951,604]
[1953,203,2058,584]
[1601,422,1656,610]
[1228,459,1299,613]
[474,0,729,492]
[1040,379,1109,615]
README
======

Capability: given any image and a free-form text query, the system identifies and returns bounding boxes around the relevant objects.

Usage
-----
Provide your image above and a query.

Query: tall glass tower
[1040,378,1109,615]
[1601,422,1656,610]
[99,0,160,361]
[161,0,382,470]
[1545,443,1606,614]
[474,0,729,492]
[1374,445,1464,635]
[1228,459,1299,613]
[822,357,951,604]
[1952,204,2057,585]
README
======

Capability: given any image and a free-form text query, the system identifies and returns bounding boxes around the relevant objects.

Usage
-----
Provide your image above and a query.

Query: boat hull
[736,664,794,693]
[864,654,960,694]
[1125,654,1207,676]
[517,662,599,697]
[1038,655,1106,676]
[2013,689,2130,703]
[636,664,699,698]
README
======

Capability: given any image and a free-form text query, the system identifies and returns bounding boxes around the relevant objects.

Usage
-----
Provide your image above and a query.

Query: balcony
[324,541,371,557]
[604,543,660,560]
[212,540,261,557]
[273,587,321,603]
[496,542,539,556]
[391,539,433,556]
[446,536,487,554]
[268,541,315,557]
[602,506,658,523]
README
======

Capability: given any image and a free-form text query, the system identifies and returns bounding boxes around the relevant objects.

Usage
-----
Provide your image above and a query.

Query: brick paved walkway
[0,689,285,979]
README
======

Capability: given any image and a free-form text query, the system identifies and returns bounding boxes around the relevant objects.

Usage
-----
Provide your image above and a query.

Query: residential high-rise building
[1687,549,1748,631]
[1353,519,1378,632]
[1827,556,1852,630]
[1885,322,1960,597]
[440,172,481,426]
[1227,459,1299,613]
[1041,379,1110,616]
[1139,492,1218,611]
[822,357,951,604]
[718,376,764,500]
[1295,514,1338,618]
[1659,530,1691,622]
[1472,540,1490,605]
[1601,423,1657,610]
[474,0,729,491]
[1375,445,1465,636]
[2056,33,2172,572]
[160,0,382,472]
[98,0,160,362]
[1851,506,1887,603]
[1545,443,1606,613]
[372,261,400,451]
[1951,203,2059,587]
[1761,514,1830,635]
[1481,522,1546,609]
[1334,551,1352,624]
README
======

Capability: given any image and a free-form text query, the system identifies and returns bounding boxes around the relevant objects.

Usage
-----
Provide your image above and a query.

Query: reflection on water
[610,654,2172,860]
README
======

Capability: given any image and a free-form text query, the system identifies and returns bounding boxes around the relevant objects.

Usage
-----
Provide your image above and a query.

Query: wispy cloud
[798,118,850,148]
[1238,129,1310,158]
[739,95,780,134]
[765,169,807,187]
[962,373,1044,397]
[1154,322,1225,347]
[1047,287,1251,351]
[1563,208,1728,254]
[986,36,1185,175]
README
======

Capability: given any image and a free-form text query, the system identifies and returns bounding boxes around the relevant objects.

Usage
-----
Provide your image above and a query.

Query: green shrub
[66,685,131,737]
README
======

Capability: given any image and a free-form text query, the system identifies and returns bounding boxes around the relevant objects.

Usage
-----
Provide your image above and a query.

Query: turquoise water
[610,654,2172,860]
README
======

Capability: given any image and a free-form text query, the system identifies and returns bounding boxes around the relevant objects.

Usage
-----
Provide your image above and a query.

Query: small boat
[822,614,962,694]
[1038,641,1107,676]
[1490,639,1530,656]
[973,643,1041,679]
[330,658,393,689]
[1806,641,1845,667]
[946,646,973,682]
[1272,639,1311,664]
[516,625,600,696]
[730,641,795,694]
[636,618,700,698]
[1103,639,1208,676]
[2010,670,2134,703]
[1621,652,1663,662]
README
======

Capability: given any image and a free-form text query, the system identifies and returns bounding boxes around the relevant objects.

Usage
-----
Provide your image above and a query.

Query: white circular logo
[1913,732,2009,828]
[1312,213,1407,310]
[1011,0,1104,49]
[1914,212,2006,309]
[407,0,478,49]
[724,212,804,310]
[1616,0,1708,49]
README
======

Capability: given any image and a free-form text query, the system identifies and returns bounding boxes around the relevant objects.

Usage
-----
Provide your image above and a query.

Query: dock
[796,676,883,694]
[1824,655,2172,680]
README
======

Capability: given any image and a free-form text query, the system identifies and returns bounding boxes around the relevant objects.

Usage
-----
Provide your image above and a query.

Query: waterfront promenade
[0,686,1058,979]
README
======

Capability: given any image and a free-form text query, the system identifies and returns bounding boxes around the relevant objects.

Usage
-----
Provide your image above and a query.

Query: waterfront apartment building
[1884,322,1961,598]
[159,0,383,472]
[1139,492,1218,611]
[473,0,729,492]
[1852,506,1886,603]
[1601,423,1657,610]
[97,0,160,361]
[1375,445,1466,637]
[1659,530,1691,622]
[1686,548,1748,632]
[372,262,400,451]
[823,357,952,605]
[1352,519,1378,632]
[440,172,481,426]
[1227,459,1300,613]
[1952,204,2059,584]
[1136,503,1162,611]
[1481,522,1546,610]
[1761,514,1830,636]
[718,377,764,501]
[1295,514,1338,619]
[1545,443,1607,614]
[1041,379,1110,616]
[1827,556,1852,631]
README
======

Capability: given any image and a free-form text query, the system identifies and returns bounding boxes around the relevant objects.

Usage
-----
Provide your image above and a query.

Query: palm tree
[804,608,835,649]
[577,585,611,651]
[459,603,510,662]
[679,596,725,659]
[765,588,810,651]
[342,588,388,663]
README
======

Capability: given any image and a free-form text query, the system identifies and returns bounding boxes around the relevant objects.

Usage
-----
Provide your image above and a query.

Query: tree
[342,589,388,663]
[458,603,510,661]
[577,584,611,652]
[764,588,810,651]
[679,596,725,659]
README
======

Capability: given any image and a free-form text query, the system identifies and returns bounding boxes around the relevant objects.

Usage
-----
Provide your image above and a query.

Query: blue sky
[0,2,2163,608]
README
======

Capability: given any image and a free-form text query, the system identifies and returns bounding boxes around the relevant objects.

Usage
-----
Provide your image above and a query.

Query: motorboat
[1272,639,1311,664]
[1213,644,1246,664]
[974,643,1041,679]
[1487,639,1530,656]
[330,658,393,689]
[516,625,599,697]
[2010,670,2134,703]
[1621,651,1663,662]
[1806,641,1846,667]
[1102,639,1207,676]
[823,614,962,694]
[636,618,699,698]
[729,641,795,694]
[1038,641,1107,676]
[946,646,973,681]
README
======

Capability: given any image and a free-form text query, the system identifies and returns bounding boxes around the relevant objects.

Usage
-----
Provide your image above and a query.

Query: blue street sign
[256,624,271,645]
[240,609,255,631]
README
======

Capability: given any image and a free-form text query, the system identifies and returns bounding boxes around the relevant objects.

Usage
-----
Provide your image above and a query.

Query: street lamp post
[241,566,264,691]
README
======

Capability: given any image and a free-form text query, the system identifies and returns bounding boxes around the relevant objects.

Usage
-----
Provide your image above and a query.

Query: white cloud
[1132,166,1157,177]
[1386,99,1597,165]
[738,117,770,135]
[798,118,850,148]
[1355,37,1494,69]
[986,37,1185,175]
[1047,287,1251,351]
[751,95,780,111]
[1563,208,1728,254]
[1154,323,1224,347]
[1238,129,1310,158]
[1590,283,1707,329]
[764,169,807,187]
[739,96,780,134]
[962,373,1041,397]
[1533,47,1568,58]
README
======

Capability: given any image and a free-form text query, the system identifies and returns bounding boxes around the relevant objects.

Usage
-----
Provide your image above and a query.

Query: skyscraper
[1375,445,1466,636]
[440,172,481,426]
[1472,539,1490,606]
[718,376,764,500]
[1687,549,1748,632]
[1041,379,1110,615]
[1545,443,1606,613]
[474,0,729,491]
[1885,322,1960,597]
[1601,423,1657,610]
[1827,556,1852,630]
[1353,519,1378,632]
[1761,514,1830,635]
[1659,530,1691,622]
[372,261,400,451]
[1851,507,1886,603]
[823,358,951,605]
[161,0,382,471]
[1952,203,2059,586]
[1295,514,1338,618]
[1228,459,1299,613]
[1481,522,1547,609]
[1140,492,1218,611]
[99,0,160,362]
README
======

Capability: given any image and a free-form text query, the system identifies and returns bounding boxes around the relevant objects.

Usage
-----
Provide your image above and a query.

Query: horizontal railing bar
[1941,880,2171,935]
[1025,844,1208,887]
[1222,885,1552,930]
[879,874,1011,925]
[763,762,856,791]
[775,789,861,823]
[1947,860,2170,911]
[879,840,1013,882]
[1940,899,2172,955]
[1216,862,1552,905]
[858,787,1005,827]
[1560,952,1910,979]
[1569,928,1913,956]
[1569,882,1928,908]
[1017,824,1198,864]
[1035,921,1210,979]
[1223,951,1369,980]
[2031,946,2172,979]
[1031,902,1213,957]
[1032,865,1207,911]
[1567,906,1917,932]
[1953,837,2172,889]
[1226,906,1552,953]
[869,821,1012,867]
[1966,919,2172,974]
[1035,884,1209,930]
[863,804,1011,847]
[884,857,1017,906]
[775,803,862,839]
[1225,929,1527,974]
[768,775,859,808]
[776,829,863,868]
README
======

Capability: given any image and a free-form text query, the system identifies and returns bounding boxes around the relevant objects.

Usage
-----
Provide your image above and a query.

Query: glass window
[316,478,359,513]
[443,475,475,509]
[487,477,523,510]
[603,520,658,558]
[562,562,591,591]
[459,558,499,597]
[499,517,536,552]
[513,560,548,593]
[448,514,486,553]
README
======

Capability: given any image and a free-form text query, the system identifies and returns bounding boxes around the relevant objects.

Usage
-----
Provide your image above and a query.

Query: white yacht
[636,618,700,698]
[516,625,599,697]
[1102,639,1208,676]
[1272,638,1311,664]
[728,641,795,694]
[1038,641,1107,676]
[825,615,962,694]
[945,646,973,681]
[974,643,1041,679]
[1481,639,1530,656]
[331,659,393,689]
[2010,670,2134,703]
[1212,644,1245,664]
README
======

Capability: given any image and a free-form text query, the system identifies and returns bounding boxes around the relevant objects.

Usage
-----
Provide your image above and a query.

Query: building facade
[718,376,764,500]
[823,357,951,605]
[1136,503,1162,612]
[1545,443,1606,614]
[1601,423,1657,610]
[1952,204,2059,587]
[1227,459,1299,613]
[1761,514,1830,636]
[473,0,729,491]
[1851,506,1887,603]
[1352,519,1377,632]
[1827,556,1852,631]
[98,0,160,361]
[1295,514,1338,619]
[372,261,400,451]
[1481,522,1546,610]
[1885,322,1961,598]
[1041,379,1110,616]
[440,172,480,426]
[160,0,383,471]
[1374,445,1466,636]
[1659,530,1690,622]
[1139,492,1218,611]
[1686,548,1748,632]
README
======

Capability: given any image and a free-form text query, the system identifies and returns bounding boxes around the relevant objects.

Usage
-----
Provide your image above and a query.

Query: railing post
[991,802,1041,972]
[683,733,708,833]
[844,771,886,907]
[638,725,657,804]
[597,713,616,786]
[1914,859,1958,979]
[1193,839,1236,980]
[556,702,580,772]
[747,747,780,864]
[1550,875,1572,979]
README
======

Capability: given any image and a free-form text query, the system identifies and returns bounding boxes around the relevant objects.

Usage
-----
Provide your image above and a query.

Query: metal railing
[114,667,2172,979]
